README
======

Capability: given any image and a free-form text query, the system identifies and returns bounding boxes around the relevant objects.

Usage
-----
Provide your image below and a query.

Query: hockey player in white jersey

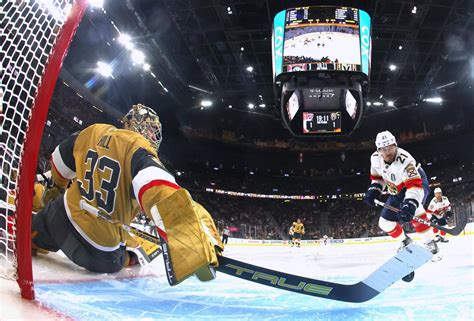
[363,131,438,254]
[427,187,453,243]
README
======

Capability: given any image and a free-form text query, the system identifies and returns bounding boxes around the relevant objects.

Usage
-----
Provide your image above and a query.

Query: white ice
[1,231,473,320]
[284,32,361,64]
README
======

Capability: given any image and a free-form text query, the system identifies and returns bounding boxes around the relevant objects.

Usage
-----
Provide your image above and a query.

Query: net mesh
[0,0,76,281]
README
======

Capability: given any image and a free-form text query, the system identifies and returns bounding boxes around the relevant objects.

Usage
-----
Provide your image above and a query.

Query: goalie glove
[124,231,162,267]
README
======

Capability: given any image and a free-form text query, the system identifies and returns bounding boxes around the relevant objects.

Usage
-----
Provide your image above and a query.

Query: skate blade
[431,254,443,262]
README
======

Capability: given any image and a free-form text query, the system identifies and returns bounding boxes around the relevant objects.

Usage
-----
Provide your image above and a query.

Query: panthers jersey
[427,196,451,219]
[370,147,424,205]
[292,222,305,234]
[51,124,180,250]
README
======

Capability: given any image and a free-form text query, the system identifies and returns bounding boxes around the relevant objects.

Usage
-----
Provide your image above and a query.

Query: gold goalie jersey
[50,124,180,250]
[292,222,305,234]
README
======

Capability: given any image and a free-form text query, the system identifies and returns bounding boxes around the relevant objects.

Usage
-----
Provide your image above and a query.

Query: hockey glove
[398,198,419,222]
[446,210,453,218]
[363,183,383,207]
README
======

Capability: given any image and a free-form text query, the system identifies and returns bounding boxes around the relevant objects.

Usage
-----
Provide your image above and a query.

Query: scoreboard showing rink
[273,6,371,79]
[283,7,361,75]
[272,6,371,137]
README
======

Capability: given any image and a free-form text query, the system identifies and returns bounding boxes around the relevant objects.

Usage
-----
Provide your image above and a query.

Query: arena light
[89,0,104,8]
[411,6,417,14]
[241,46,245,51]
[96,61,113,78]
[37,0,71,22]
[259,103,266,108]
[389,64,397,71]
[423,97,443,103]
[373,101,383,106]
[131,49,145,65]
[201,100,213,107]
[398,45,403,50]
[228,105,233,109]
[366,101,371,106]
[246,66,254,72]
[142,63,151,71]
[248,103,255,109]
[387,101,394,107]
[118,33,134,50]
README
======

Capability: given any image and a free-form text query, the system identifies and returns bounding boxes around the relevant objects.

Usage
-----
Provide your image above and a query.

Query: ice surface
[1,233,473,320]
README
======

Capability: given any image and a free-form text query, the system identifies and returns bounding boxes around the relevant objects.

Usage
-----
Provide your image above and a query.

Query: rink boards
[227,222,474,246]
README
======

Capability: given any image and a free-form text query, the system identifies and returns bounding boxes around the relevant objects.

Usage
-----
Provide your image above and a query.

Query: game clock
[303,111,341,133]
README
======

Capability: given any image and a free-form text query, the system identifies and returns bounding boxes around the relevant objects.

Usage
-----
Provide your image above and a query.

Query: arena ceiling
[62,0,474,138]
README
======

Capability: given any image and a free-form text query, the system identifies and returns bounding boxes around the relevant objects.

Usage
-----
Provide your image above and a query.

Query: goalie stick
[374,199,467,236]
[79,200,162,265]
[79,204,433,303]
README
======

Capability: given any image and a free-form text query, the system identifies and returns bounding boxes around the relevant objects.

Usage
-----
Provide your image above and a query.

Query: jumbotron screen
[273,6,371,79]
[303,111,342,134]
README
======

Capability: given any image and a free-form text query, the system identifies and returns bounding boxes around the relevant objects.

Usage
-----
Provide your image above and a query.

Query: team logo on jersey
[406,164,417,178]
[386,181,398,195]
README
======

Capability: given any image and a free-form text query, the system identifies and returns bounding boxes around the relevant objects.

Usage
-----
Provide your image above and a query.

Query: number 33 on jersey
[50,123,178,250]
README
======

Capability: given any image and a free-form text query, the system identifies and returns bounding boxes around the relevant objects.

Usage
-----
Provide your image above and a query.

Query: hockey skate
[398,236,415,282]
[425,240,439,254]
[435,235,449,243]
[425,240,442,262]
[397,236,413,252]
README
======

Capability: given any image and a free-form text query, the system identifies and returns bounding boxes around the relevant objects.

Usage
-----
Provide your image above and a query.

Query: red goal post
[1,0,87,300]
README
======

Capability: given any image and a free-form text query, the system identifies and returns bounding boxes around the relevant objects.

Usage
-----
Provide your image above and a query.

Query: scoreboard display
[273,6,371,79]
[273,6,370,137]
[286,7,359,26]
[303,111,341,134]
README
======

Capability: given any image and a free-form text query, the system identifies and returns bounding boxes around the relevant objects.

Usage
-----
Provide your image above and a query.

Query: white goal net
[0,0,87,299]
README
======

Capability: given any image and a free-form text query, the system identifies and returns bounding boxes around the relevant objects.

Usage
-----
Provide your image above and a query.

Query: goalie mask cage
[0,0,87,300]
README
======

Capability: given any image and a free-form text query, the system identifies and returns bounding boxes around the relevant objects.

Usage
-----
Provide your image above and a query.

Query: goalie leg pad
[151,189,223,285]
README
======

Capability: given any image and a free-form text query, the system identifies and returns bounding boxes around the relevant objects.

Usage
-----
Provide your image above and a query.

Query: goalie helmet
[122,104,162,149]
[375,130,397,149]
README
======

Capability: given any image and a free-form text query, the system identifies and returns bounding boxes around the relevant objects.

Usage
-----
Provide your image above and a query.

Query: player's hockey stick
[374,199,467,236]
[82,206,433,303]
[79,200,162,265]
[217,244,431,302]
